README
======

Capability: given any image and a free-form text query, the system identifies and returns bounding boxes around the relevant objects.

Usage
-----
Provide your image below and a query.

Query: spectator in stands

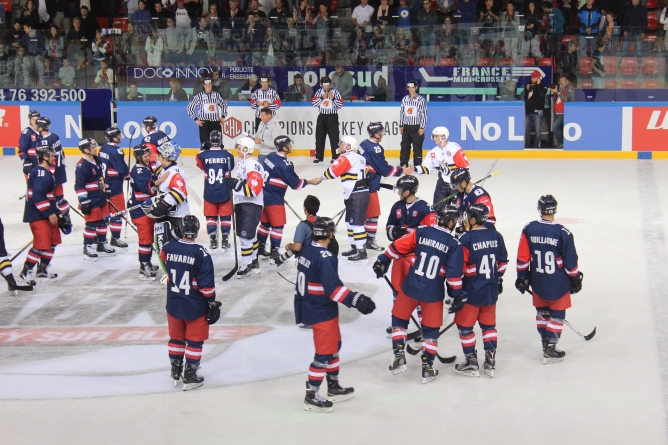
[561,0,574,34]
[349,27,367,63]
[365,75,389,101]
[270,0,289,29]
[417,0,438,58]
[49,0,71,34]
[12,46,36,87]
[175,0,194,31]
[249,0,268,24]
[331,64,353,100]
[396,0,411,28]
[370,25,388,52]
[497,78,519,101]
[500,2,519,61]
[551,72,573,149]
[590,38,605,88]
[163,18,185,64]
[126,0,141,18]
[244,13,267,65]
[58,58,75,87]
[622,0,647,55]
[186,17,216,66]
[210,68,231,100]
[479,0,500,44]
[135,1,153,34]
[95,58,114,88]
[165,77,188,100]
[204,3,222,36]
[66,17,88,62]
[661,4,668,54]
[577,0,601,57]
[79,5,100,41]
[375,0,393,27]
[22,23,44,65]
[117,22,143,65]
[523,70,547,148]
[92,29,110,67]
[125,80,146,100]
[522,0,543,59]
[238,73,259,95]
[18,1,40,30]
[394,27,413,58]
[286,72,312,101]
[145,26,164,66]
[223,0,247,38]
[294,0,311,28]
[352,0,375,33]
[184,0,203,18]
[544,1,565,58]
[38,57,55,87]
[557,39,579,77]
[600,12,618,52]
[153,1,172,29]
[46,25,65,66]
[0,44,13,88]
[436,15,458,46]
[5,21,25,57]
[455,0,476,23]
[312,4,332,63]
[74,55,90,87]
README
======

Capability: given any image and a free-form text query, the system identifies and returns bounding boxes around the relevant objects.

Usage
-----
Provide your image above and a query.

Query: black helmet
[104,126,122,142]
[143,115,158,130]
[406,79,419,89]
[538,194,558,216]
[274,135,292,151]
[36,145,54,163]
[181,215,201,239]
[395,175,419,196]
[78,137,97,152]
[320,76,331,84]
[36,117,51,131]
[367,122,384,138]
[312,217,336,240]
[209,130,222,147]
[133,143,153,160]
[437,204,460,228]
[28,110,40,119]
[450,168,471,189]
[465,203,489,225]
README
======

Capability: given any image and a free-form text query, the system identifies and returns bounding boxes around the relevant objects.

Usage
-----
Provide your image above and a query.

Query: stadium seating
[620,58,639,75]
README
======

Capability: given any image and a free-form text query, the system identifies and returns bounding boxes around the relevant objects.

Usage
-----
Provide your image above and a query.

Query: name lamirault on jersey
[418,236,450,253]
[165,253,196,265]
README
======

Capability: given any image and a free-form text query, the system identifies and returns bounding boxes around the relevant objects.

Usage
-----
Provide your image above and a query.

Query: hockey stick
[10,239,33,262]
[378,183,395,191]
[564,319,596,341]
[110,193,167,218]
[107,199,138,233]
[124,133,134,239]
[277,270,295,285]
[221,200,239,281]
[69,206,85,220]
[430,169,503,211]
[335,208,347,227]
[284,200,302,221]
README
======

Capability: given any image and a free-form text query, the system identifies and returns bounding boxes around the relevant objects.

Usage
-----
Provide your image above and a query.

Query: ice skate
[303,382,333,413]
[147,262,160,273]
[268,248,280,264]
[483,349,496,378]
[110,238,128,249]
[83,245,98,262]
[3,273,33,295]
[139,262,157,281]
[96,243,116,257]
[19,265,36,286]
[421,356,438,384]
[220,234,230,252]
[347,247,368,264]
[365,237,383,251]
[326,376,355,403]
[540,332,549,352]
[209,234,218,250]
[455,351,480,377]
[35,264,57,279]
[237,265,252,279]
[389,348,407,375]
[170,359,183,387]
[298,324,312,331]
[250,258,260,274]
[182,363,204,391]
[543,344,565,364]
[341,246,357,257]
[385,326,392,338]
[257,243,270,260]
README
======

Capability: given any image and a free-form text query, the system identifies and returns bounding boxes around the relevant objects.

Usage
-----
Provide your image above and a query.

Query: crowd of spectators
[0,0,664,91]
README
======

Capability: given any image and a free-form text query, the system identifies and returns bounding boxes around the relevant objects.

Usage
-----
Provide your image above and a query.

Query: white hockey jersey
[233,157,265,206]
[322,151,368,200]
[158,163,190,218]
[416,141,469,184]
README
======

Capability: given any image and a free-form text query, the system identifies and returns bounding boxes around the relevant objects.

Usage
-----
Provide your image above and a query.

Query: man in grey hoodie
[254,107,282,164]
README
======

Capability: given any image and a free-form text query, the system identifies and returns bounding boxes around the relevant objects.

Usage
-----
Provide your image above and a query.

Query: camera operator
[550,73,574,149]
[523,70,548,148]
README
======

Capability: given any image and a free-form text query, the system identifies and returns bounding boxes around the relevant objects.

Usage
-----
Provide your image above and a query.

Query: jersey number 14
[170,269,191,295]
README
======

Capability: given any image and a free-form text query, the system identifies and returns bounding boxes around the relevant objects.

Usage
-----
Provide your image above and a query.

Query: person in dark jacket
[523,70,547,148]
[622,0,647,55]
[165,78,189,101]
[577,0,601,56]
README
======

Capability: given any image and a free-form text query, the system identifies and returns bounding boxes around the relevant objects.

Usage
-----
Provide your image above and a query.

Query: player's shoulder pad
[560,225,572,236]
[21,128,29,134]
[199,245,210,257]
[522,221,533,231]
[117,148,124,156]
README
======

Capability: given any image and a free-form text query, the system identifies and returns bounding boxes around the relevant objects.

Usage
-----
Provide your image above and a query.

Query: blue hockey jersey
[385,198,436,240]
[196,147,235,203]
[98,142,129,196]
[263,152,307,206]
[38,133,66,185]
[381,225,463,302]
[144,130,171,148]
[295,241,358,325]
[359,139,401,193]
[456,184,496,225]
[23,165,57,222]
[18,126,40,167]
[127,163,155,219]
[459,227,508,306]
[74,157,107,210]
[161,239,216,321]
[517,219,579,301]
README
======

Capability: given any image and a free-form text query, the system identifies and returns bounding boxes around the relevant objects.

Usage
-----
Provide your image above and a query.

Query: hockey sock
[326,353,340,379]
[480,323,497,351]
[0,256,11,277]
[96,222,108,244]
[84,222,98,245]
[26,248,42,267]
[309,353,334,388]
[347,228,354,246]
[257,222,270,246]
[168,339,186,362]
[391,315,409,350]
[350,225,367,249]
[138,244,152,263]
[364,217,378,238]
[536,308,550,339]
[547,309,565,344]
[219,216,231,235]
[184,339,204,366]
[416,304,423,325]
[421,326,439,365]
[240,238,254,266]
[457,325,476,355]
[252,240,259,260]
[205,217,218,236]
[269,226,284,250]
[40,248,55,267]
[109,215,122,239]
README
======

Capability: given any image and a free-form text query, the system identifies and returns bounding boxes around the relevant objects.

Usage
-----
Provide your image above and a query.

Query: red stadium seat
[479,57,495,66]
[419,58,435,66]
[647,12,658,31]
[562,35,577,47]
[604,80,617,88]
[620,57,639,75]
[97,17,109,29]
[579,79,594,88]
[306,57,322,67]
[642,34,659,52]
[113,18,128,32]
[499,58,514,66]
[641,57,661,75]
[439,57,456,66]
[621,80,638,88]
[642,80,661,88]
[579,57,593,74]
[520,57,535,66]
[603,56,617,74]
[539,57,553,66]
[646,0,657,8]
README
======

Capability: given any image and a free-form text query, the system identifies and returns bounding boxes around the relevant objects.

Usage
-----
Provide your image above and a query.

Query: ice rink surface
[1,153,667,445]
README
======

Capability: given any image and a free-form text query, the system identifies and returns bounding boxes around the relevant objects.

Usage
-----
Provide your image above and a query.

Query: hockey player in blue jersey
[36,117,69,216]
[450,168,497,229]
[195,130,235,252]
[75,138,116,261]
[99,126,130,249]
[258,135,321,262]
[296,217,376,412]
[359,122,413,251]
[516,195,583,364]
[142,115,171,147]
[18,110,41,177]
[160,215,218,391]
[454,204,508,378]
[373,205,464,384]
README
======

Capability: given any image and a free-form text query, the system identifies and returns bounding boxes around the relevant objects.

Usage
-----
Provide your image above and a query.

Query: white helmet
[432,126,449,140]
[157,141,181,161]
[236,136,256,155]
[339,135,358,153]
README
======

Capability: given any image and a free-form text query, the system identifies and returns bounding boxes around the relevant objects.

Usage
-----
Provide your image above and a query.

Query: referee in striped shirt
[250,74,281,131]
[187,77,228,147]
[399,80,427,167]
[312,76,343,165]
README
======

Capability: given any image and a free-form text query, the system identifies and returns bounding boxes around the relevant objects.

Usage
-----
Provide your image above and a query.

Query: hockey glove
[498,277,503,295]
[448,293,468,314]
[206,301,222,325]
[80,198,92,215]
[57,213,72,235]
[146,199,172,219]
[224,177,245,191]
[389,226,408,241]
[22,160,34,175]
[515,276,530,294]
[351,293,376,315]
[274,249,294,267]
[570,271,583,294]
[372,257,390,279]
